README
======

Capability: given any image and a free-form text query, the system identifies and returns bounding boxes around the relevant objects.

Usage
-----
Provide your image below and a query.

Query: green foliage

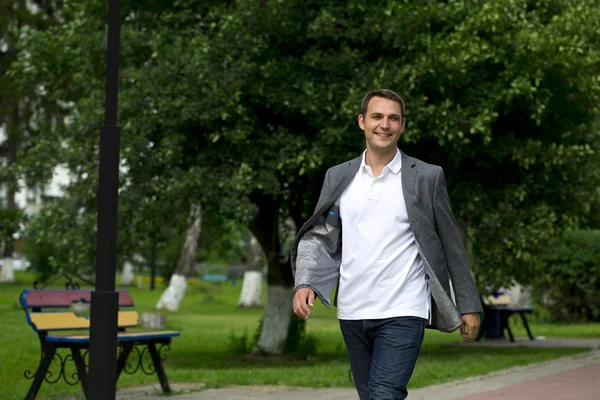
[19,237,56,283]
[1,0,72,219]
[142,235,185,280]
[252,314,319,358]
[284,315,319,359]
[535,230,600,323]
[228,328,251,355]
[19,197,101,280]
[9,0,600,291]
[198,216,249,265]
[0,208,23,243]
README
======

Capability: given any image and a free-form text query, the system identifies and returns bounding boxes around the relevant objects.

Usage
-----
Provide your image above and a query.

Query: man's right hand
[293,288,315,319]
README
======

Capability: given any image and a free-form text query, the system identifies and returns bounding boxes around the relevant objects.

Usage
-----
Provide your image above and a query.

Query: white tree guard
[120,261,135,286]
[237,270,263,307]
[155,203,202,312]
[0,258,15,283]
[155,274,188,311]
[254,284,293,355]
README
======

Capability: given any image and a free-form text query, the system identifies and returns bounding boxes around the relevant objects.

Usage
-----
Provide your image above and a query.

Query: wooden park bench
[20,277,180,399]
[476,295,535,342]
[200,263,241,285]
[202,273,228,283]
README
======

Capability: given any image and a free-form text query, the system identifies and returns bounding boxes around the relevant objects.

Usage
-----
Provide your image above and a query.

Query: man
[290,89,481,400]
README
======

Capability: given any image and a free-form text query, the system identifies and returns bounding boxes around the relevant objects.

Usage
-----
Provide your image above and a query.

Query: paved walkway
[459,364,600,400]
[115,340,600,400]
[409,347,600,400]
[451,337,600,349]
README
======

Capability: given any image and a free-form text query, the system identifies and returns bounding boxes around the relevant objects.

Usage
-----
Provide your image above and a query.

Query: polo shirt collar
[361,148,402,175]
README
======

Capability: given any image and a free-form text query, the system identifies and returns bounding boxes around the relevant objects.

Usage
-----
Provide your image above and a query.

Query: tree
[156,203,202,311]
[0,0,72,282]
[12,0,600,354]
[0,208,22,282]
[237,232,264,308]
[176,0,600,351]
[1,0,68,166]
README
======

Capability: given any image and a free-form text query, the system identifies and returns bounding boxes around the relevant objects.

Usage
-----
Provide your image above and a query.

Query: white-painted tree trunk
[0,258,15,283]
[254,284,293,355]
[120,261,135,286]
[238,234,263,307]
[155,274,188,311]
[238,271,263,307]
[156,204,202,312]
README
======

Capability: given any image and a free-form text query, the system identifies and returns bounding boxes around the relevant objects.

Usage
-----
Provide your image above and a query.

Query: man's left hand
[460,313,480,342]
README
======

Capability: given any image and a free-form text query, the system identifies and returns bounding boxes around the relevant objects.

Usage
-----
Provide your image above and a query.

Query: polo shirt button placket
[369,177,381,200]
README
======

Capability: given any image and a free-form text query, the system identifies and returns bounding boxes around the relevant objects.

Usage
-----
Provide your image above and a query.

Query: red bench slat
[21,290,134,308]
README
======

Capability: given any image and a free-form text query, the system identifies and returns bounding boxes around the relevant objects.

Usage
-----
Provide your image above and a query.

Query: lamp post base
[88,290,119,400]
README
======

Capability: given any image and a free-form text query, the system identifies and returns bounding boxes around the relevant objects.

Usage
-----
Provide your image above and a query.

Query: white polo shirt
[337,149,430,320]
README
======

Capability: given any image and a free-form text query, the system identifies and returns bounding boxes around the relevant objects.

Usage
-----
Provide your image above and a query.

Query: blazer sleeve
[293,169,342,307]
[294,168,331,296]
[432,167,482,314]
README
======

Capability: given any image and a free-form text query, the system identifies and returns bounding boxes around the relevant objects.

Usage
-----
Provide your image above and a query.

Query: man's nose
[380,117,390,129]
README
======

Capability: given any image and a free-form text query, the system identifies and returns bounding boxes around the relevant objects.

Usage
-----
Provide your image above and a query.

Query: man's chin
[367,143,398,153]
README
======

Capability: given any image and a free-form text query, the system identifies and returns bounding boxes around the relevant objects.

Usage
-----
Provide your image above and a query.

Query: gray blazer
[290,151,482,332]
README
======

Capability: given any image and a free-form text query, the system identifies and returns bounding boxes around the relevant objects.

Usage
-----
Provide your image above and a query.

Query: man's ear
[358,114,365,130]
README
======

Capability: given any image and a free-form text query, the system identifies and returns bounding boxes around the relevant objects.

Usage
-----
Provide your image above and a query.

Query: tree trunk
[120,261,135,286]
[1,103,19,284]
[237,233,264,307]
[156,203,202,311]
[249,195,294,355]
[254,284,293,355]
[0,258,15,283]
[1,229,15,283]
[150,241,157,290]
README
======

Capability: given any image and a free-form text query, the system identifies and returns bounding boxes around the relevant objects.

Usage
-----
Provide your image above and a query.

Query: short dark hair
[360,89,405,119]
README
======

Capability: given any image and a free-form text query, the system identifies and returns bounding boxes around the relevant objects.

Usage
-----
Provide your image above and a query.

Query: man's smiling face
[358,96,406,155]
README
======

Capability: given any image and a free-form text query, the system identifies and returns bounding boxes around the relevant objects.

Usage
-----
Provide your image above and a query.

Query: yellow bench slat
[118,311,139,327]
[28,311,139,331]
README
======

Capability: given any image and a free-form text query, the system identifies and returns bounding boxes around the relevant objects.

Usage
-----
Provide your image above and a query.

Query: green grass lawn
[0,271,598,400]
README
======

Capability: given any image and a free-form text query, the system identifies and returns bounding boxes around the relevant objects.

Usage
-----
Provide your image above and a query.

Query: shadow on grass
[166,349,350,369]
[164,343,587,372]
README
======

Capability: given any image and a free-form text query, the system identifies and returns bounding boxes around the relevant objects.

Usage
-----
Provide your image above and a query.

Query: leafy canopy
[11,0,600,289]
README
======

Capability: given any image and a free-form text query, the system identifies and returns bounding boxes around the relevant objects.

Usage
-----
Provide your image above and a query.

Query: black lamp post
[88,0,121,398]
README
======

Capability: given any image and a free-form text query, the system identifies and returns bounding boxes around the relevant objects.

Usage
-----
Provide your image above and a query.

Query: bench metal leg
[71,347,89,399]
[519,312,535,340]
[502,312,515,342]
[476,313,487,341]
[148,343,171,394]
[116,343,133,381]
[26,344,56,400]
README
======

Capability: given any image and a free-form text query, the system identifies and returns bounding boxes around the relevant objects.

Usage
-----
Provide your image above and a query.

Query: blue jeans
[339,316,426,400]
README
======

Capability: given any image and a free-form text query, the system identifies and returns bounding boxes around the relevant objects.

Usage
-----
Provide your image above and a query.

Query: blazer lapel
[311,152,415,227]
[401,151,417,198]
[296,156,362,240]
[401,152,423,227]
[327,155,362,206]
[328,152,417,214]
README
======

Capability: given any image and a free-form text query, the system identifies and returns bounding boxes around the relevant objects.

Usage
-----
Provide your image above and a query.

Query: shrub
[228,328,251,355]
[283,315,318,359]
[535,230,600,323]
[20,238,58,283]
